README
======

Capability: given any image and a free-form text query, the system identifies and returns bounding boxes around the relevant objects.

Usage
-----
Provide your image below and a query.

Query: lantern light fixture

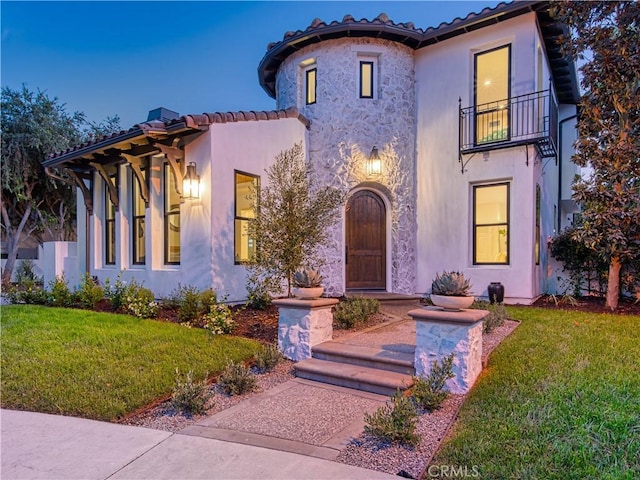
[182,161,200,199]
[367,146,382,177]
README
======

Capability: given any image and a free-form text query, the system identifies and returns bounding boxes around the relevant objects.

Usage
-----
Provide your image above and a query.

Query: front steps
[294,341,415,396]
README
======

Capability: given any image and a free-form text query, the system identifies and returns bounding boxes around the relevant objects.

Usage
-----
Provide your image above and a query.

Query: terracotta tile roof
[258,1,579,104]
[44,107,309,167]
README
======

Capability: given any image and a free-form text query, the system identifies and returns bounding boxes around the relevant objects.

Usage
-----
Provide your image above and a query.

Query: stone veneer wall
[275,38,417,295]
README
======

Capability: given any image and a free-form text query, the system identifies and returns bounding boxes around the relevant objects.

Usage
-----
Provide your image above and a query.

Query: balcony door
[475,45,511,144]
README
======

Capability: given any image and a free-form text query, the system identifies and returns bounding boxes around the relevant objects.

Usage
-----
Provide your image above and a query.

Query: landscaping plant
[364,389,419,446]
[218,360,258,396]
[170,368,213,415]
[411,353,455,411]
[333,296,380,329]
[253,343,282,373]
[76,273,104,310]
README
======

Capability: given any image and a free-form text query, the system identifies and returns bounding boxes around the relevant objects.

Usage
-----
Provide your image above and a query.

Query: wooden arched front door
[346,190,386,290]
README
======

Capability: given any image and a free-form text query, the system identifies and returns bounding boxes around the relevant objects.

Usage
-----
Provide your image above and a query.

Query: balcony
[459,89,558,165]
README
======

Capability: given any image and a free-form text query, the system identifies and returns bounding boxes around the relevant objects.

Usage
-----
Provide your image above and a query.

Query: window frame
[131,163,148,266]
[359,60,375,99]
[104,171,118,266]
[305,67,317,105]
[472,182,510,265]
[163,162,180,265]
[473,44,512,145]
[234,170,260,265]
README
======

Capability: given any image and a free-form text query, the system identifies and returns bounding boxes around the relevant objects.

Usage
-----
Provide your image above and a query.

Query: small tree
[247,143,344,297]
[552,1,640,310]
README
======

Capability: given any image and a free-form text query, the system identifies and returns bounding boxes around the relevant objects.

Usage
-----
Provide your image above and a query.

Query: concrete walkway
[1,299,421,480]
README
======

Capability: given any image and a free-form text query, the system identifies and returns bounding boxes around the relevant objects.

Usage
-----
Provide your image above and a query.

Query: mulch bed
[532,295,640,316]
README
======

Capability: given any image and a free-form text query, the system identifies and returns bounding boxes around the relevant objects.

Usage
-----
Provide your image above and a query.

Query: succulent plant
[293,268,323,288]
[431,271,472,296]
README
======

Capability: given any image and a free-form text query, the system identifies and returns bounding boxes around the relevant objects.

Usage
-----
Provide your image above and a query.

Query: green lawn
[431,307,640,479]
[1,305,262,421]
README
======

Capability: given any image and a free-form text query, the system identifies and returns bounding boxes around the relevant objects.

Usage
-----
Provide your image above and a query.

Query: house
[43,0,580,304]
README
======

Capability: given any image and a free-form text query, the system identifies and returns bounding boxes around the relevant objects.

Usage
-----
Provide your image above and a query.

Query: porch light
[367,146,382,177]
[182,161,200,199]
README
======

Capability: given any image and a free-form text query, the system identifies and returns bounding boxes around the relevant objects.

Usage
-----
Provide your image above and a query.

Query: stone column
[273,298,339,361]
[408,307,489,394]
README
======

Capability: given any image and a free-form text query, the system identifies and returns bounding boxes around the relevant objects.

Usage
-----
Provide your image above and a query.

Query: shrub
[47,275,74,307]
[76,273,104,309]
[104,273,128,310]
[203,302,234,335]
[411,353,455,411]
[483,301,507,334]
[254,343,282,372]
[5,280,48,305]
[122,282,158,319]
[245,272,272,310]
[14,259,41,284]
[170,369,213,415]
[218,360,258,396]
[168,284,216,323]
[334,297,380,329]
[364,390,419,446]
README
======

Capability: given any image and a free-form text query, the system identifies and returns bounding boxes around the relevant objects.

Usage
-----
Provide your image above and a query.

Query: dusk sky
[2,1,502,128]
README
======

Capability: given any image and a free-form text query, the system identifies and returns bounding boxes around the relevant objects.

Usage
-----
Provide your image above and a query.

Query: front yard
[431,307,640,479]
[0,305,262,421]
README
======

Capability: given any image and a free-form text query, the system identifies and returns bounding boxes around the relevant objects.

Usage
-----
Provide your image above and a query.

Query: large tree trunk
[1,202,32,285]
[606,256,622,311]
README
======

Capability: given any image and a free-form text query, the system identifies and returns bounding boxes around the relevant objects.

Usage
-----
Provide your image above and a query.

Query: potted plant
[292,268,324,299]
[429,271,474,310]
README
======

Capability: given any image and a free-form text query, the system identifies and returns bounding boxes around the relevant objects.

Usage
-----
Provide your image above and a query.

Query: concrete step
[312,342,415,375]
[294,358,414,397]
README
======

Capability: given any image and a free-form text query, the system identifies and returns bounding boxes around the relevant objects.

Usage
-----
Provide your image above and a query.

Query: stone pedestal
[408,307,489,394]
[273,297,339,361]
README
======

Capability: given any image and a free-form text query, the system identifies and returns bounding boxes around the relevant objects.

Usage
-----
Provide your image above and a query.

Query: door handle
[345,245,348,264]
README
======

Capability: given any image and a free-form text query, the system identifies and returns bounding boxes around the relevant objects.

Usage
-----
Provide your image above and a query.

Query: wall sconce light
[367,146,382,177]
[182,161,200,199]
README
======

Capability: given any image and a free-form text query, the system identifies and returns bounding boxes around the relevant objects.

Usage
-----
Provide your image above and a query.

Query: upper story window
[305,67,317,105]
[359,60,374,99]
[473,182,509,265]
[474,45,511,144]
[164,163,180,265]
[105,172,117,266]
[131,166,147,265]
[234,171,259,264]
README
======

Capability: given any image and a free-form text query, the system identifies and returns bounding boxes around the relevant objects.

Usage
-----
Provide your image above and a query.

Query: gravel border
[122,317,519,479]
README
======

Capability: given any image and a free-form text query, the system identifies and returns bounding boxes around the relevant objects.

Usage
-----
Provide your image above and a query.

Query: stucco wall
[276,38,417,295]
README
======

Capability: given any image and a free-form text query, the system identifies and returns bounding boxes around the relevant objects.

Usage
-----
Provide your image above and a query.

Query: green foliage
[333,296,380,329]
[293,268,323,288]
[552,2,640,310]
[76,273,104,309]
[247,143,345,297]
[245,271,272,310]
[202,303,234,335]
[549,228,608,297]
[411,353,455,411]
[482,302,508,334]
[254,343,282,373]
[170,369,213,416]
[103,273,128,310]
[14,259,41,284]
[5,280,48,305]
[218,360,258,396]
[431,271,472,296]
[364,390,419,446]
[47,275,74,307]
[122,282,158,319]
[0,305,262,421]
[168,284,216,323]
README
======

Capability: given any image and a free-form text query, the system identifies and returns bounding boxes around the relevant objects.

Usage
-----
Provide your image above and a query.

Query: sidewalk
[1,409,397,480]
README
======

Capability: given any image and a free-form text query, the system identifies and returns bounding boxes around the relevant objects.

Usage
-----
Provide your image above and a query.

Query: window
[132,167,147,265]
[305,67,316,105]
[535,185,541,265]
[234,171,259,263]
[164,163,180,265]
[105,173,117,265]
[360,61,374,98]
[473,183,509,265]
[474,45,511,144]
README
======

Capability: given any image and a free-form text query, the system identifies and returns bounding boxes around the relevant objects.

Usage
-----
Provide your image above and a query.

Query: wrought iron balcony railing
[459,89,558,161]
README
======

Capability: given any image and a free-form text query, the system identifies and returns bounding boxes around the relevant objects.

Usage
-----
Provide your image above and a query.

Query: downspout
[85,209,90,276]
[558,114,578,231]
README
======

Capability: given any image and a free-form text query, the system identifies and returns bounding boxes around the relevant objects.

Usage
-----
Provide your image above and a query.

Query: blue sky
[2,1,502,128]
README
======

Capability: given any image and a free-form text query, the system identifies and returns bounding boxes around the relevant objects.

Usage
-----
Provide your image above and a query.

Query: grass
[430,307,640,479]
[0,305,262,421]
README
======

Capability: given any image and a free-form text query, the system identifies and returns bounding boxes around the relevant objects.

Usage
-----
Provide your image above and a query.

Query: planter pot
[292,287,324,300]
[488,282,505,304]
[430,294,474,310]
